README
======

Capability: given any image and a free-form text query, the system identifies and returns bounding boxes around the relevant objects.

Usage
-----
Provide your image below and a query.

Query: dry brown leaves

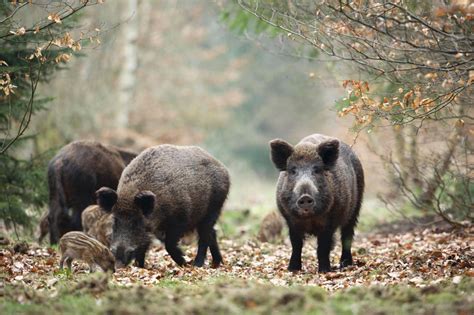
[1,224,473,292]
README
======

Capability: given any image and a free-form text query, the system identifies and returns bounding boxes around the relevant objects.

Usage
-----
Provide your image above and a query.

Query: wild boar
[270,134,364,273]
[115,147,138,165]
[38,211,49,244]
[96,145,230,268]
[59,231,115,272]
[87,213,113,247]
[81,205,107,235]
[257,211,284,243]
[47,141,137,244]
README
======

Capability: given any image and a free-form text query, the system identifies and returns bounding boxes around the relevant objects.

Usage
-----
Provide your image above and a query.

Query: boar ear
[134,191,156,217]
[318,139,339,167]
[269,139,294,171]
[96,187,118,213]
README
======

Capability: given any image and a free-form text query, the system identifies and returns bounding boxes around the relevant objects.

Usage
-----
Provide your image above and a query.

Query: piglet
[59,231,115,272]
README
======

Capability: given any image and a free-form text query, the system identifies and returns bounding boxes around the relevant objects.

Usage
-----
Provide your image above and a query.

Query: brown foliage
[2,223,473,290]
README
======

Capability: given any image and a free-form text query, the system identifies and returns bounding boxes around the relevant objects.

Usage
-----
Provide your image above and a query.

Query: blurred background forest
[0,0,472,236]
[35,0,358,209]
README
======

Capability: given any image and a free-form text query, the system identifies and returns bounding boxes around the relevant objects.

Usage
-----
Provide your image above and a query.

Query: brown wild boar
[96,145,230,268]
[81,205,107,235]
[38,211,49,244]
[47,141,137,244]
[270,134,364,273]
[257,211,284,243]
[87,213,113,247]
[59,231,115,272]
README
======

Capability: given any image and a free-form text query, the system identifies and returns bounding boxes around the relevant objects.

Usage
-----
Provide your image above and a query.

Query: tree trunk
[116,0,139,129]
[393,125,408,184]
[406,124,422,187]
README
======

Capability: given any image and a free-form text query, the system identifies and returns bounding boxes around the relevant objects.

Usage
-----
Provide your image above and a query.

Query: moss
[155,279,184,288]
[2,294,99,315]
[2,277,473,315]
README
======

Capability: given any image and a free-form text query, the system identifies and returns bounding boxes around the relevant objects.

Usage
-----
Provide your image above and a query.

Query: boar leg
[134,248,147,268]
[62,256,73,270]
[38,230,47,244]
[59,255,66,270]
[165,229,186,266]
[48,213,61,244]
[199,194,225,268]
[60,251,73,270]
[38,217,49,244]
[288,228,303,271]
[317,231,334,273]
[208,228,222,268]
[194,224,210,267]
[67,257,73,270]
[89,264,97,273]
[340,224,355,268]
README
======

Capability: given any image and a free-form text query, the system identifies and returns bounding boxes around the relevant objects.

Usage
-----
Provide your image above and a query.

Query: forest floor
[1,215,473,315]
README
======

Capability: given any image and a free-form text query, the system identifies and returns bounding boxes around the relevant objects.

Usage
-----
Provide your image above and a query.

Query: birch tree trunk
[116,0,139,129]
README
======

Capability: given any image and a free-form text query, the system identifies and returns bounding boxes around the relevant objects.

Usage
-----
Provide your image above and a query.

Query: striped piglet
[59,231,115,272]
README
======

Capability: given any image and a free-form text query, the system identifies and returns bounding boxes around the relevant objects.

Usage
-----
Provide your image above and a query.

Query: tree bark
[116,0,139,129]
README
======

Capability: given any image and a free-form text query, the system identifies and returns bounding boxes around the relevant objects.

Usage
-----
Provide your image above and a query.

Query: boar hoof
[193,260,204,267]
[288,263,302,272]
[175,258,188,267]
[339,258,353,269]
[211,260,222,269]
[318,265,331,273]
[133,261,145,268]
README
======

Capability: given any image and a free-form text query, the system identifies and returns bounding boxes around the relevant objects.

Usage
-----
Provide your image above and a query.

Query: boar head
[270,138,339,218]
[96,248,116,273]
[96,187,154,267]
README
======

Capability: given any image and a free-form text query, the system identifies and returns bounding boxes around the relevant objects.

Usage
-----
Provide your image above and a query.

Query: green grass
[2,276,472,315]
[218,207,264,239]
[3,295,98,315]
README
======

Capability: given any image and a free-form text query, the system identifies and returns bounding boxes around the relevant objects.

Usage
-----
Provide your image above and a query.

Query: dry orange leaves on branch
[337,80,466,126]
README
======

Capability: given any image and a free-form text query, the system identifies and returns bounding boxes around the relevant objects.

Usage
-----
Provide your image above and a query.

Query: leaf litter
[1,223,472,291]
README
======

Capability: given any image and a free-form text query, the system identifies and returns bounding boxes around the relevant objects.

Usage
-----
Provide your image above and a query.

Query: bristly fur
[81,205,107,234]
[86,213,113,247]
[270,134,364,273]
[38,211,49,244]
[47,141,137,244]
[81,205,112,247]
[97,145,230,269]
[59,231,115,272]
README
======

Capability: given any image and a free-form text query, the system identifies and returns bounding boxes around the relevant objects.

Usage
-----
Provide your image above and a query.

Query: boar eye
[312,166,322,174]
[288,167,297,175]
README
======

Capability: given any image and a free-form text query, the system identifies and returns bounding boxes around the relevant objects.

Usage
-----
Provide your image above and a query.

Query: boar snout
[297,194,314,209]
[115,260,127,269]
[112,245,135,267]
[109,265,116,273]
[104,262,116,273]
[115,264,125,270]
[292,176,320,216]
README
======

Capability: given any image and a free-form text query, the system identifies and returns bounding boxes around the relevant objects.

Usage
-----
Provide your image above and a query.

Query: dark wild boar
[96,145,230,268]
[47,141,137,244]
[38,211,49,244]
[270,134,364,273]
[59,231,115,272]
